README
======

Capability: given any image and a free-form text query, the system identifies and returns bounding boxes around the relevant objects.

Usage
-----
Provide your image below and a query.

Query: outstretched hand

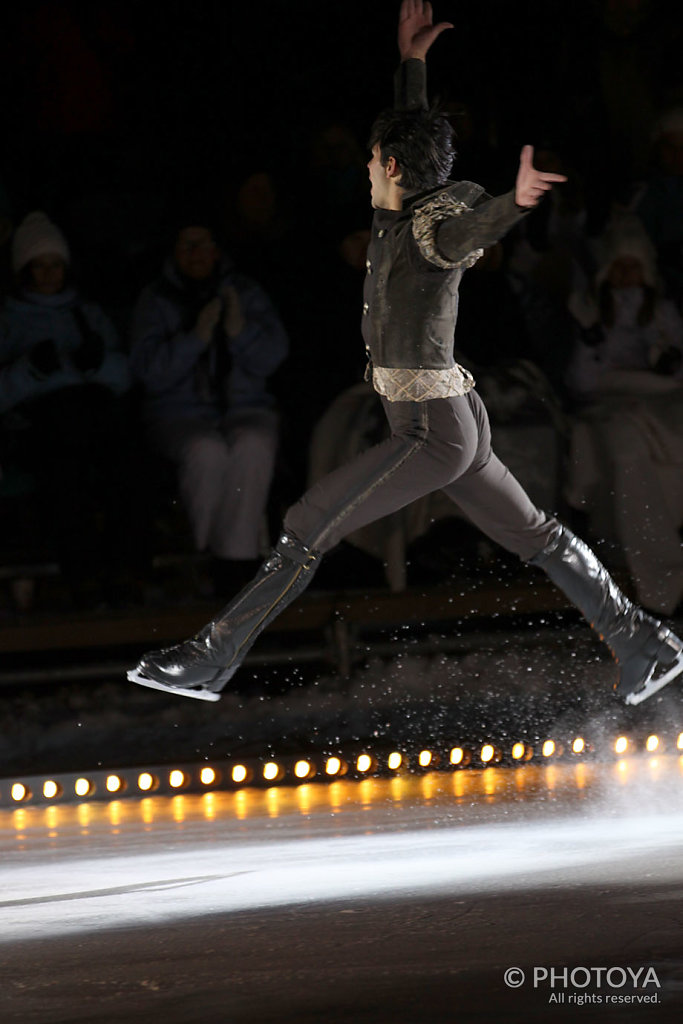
[515,145,567,208]
[398,0,453,61]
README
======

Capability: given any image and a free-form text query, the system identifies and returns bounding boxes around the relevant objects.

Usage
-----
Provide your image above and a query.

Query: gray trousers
[134,389,678,700]
[148,408,278,560]
[285,390,558,562]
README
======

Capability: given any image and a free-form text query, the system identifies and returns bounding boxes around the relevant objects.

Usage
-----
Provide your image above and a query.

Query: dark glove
[28,338,61,377]
[72,334,105,374]
[653,347,682,377]
[70,305,106,373]
[579,324,605,348]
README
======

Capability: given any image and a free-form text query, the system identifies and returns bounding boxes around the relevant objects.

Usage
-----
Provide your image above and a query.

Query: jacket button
[362,302,369,315]
[377,229,386,238]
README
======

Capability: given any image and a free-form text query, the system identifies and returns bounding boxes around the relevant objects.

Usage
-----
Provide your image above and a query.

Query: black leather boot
[128,534,320,700]
[530,525,683,705]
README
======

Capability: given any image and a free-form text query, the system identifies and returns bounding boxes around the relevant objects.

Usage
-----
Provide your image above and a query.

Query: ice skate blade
[624,654,683,706]
[127,668,221,702]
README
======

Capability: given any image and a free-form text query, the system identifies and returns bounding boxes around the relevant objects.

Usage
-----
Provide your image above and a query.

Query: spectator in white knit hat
[564,215,683,616]
[10,211,70,275]
[0,211,141,609]
[3,211,128,406]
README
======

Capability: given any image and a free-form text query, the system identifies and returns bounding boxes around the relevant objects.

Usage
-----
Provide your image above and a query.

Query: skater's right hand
[398,0,453,62]
[195,297,222,345]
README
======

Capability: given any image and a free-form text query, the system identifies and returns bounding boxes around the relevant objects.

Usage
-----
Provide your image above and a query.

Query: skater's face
[607,255,645,289]
[174,227,220,280]
[28,254,67,295]
[368,145,402,210]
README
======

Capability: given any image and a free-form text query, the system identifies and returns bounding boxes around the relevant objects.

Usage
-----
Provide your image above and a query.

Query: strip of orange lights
[2,731,682,807]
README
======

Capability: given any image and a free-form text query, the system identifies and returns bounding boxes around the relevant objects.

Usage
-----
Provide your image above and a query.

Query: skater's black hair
[368,105,455,191]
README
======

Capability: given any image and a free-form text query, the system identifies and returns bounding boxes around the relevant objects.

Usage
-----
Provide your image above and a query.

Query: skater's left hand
[221,285,245,338]
[515,145,567,208]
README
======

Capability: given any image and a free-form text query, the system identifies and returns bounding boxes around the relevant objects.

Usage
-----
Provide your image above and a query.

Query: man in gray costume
[129,0,683,707]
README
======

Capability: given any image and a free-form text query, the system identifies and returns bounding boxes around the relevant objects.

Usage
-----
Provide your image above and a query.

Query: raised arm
[394,0,453,111]
[434,145,568,266]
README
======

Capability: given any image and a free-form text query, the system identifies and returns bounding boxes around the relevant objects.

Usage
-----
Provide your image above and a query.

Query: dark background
[2,0,682,221]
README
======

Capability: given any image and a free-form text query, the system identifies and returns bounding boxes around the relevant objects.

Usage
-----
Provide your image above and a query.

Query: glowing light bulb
[615,736,628,755]
[106,775,122,793]
[481,744,495,763]
[418,750,432,767]
[678,732,683,751]
[325,757,341,776]
[75,778,91,798]
[511,743,526,760]
[201,767,217,785]
[137,773,155,792]
[450,747,464,765]
[263,762,280,781]
[646,735,659,753]
[387,752,402,770]
[572,737,585,755]
[11,783,27,802]
[231,765,248,784]
[294,760,312,779]
[169,770,186,789]
[43,780,59,799]
[542,740,555,758]
[356,754,372,773]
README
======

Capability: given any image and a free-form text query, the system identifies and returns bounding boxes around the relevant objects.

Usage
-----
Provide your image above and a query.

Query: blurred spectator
[306,121,370,244]
[0,178,12,250]
[224,171,294,290]
[636,107,683,306]
[442,95,504,194]
[0,211,138,608]
[545,0,683,232]
[593,0,664,184]
[455,243,532,370]
[0,175,14,299]
[505,146,589,391]
[264,122,371,488]
[130,217,288,597]
[565,216,683,614]
[508,147,589,302]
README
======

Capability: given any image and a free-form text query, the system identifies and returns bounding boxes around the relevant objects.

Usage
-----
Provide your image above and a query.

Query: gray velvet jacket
[362,59,528,402]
